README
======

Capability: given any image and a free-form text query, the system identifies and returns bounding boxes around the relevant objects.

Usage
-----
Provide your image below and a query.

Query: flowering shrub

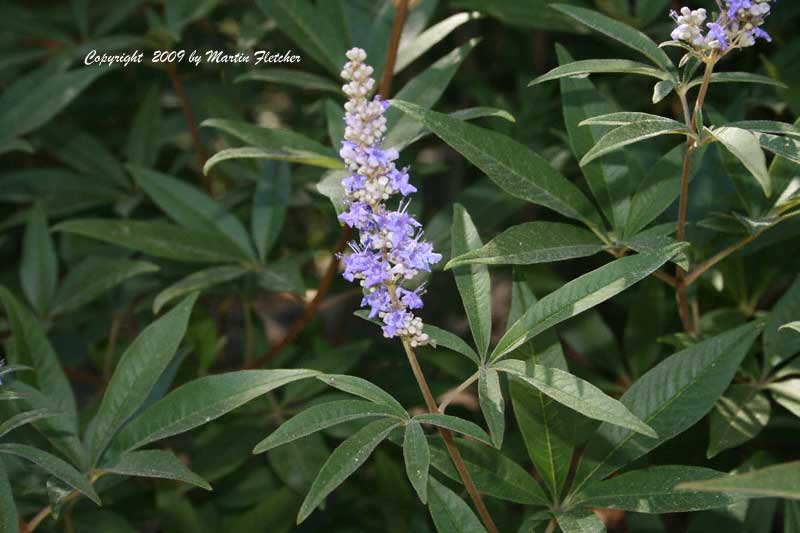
[0,1,799,532]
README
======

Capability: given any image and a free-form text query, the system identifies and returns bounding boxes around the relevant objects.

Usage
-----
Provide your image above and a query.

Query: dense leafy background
[0,0,798,532]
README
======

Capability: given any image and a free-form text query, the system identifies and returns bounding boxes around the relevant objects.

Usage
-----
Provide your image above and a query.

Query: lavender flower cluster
[670,0,773,54]
[337,48,441,347]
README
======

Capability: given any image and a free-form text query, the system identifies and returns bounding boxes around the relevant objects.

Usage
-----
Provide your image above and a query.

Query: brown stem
[164,62,211,191]
[399,336,498,533]
[247,0,410,369]
[684,233,757,286]
[675,58,716,334]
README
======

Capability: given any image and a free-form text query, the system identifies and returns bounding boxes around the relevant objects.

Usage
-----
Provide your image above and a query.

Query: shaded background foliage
[0,0,798,532]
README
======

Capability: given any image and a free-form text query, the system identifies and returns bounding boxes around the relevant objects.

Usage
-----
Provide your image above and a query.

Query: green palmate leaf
[202,118,342,172]
[112,369,317,454]
[385,40,479,150]
[54,219,248,264]
[726,121,800,138]
[478,367,505,449]
[581,120,690,166]
[424,324,481,364]
[555,45,629,230]
[427,476,486,533]
[298,418,400,524]
[429,438,548,505]
[551,4,676,75]
[0,287,77,418]
[556,510,605,533]
[768,379,800,418]
[124,85,161,167]
[676,462,800,500]
[621,223,689,270]
[572,466,746,513]
[756,132,800,166]
[235,69,341,93]
[85,293,198,465]
[391,100,603,228]
[255,0,346,75]
[496,359,656,438]
[130,165,256,260]
[315,374,407,414]
[0,444,99,505]
[19,205,58,316]
[395,11,480,72]
[707,385,771,459]
[580,112,678,127]
[403,421,430,504]
[451,204,492,358]
[99,450,211,491]
[530,59,670,86]
[0,66,108,143]
[687,71,787,90]
[0,408,59,438]
[764,278,800,368]
[413,413,493,446]
[51,258,158,315]
[712,127,771,197]
[252,162,290,262]
[446,221,604,269]
[625,145,706,238]
[0,463,17,533]
[491,244,685,360]
[571,321,762,494]
[254,400,404,454]
[153,266,248,314]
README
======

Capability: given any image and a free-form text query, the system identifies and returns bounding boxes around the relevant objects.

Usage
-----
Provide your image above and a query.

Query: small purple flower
[707,22,729,50]
[362,286,392,318]
[382,309,409,338]
[753,27,772,42]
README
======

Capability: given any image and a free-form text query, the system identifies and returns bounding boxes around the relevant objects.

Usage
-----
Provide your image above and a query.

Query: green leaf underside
[676,461,800,500]
[414,413,493,446]
[403,421,430,503]
[254,400,405,453]
[99,450,211,490]
[491,244,686,360]
[556,510,605,533]
[479,367,505,449]
[111,369,318,454]
[496,360,656,438]
[428,477,486,533]
[572,321,762,494]
[391,100,603,227]
[581,120,690,166]
[712,126,771,197]
[297,418,400,523]
[530,59,670,86]
[0,443,100,504]
[85,293,198,465]
[573,466,746,513]
[451,204,492,358]
[447,221,603,268]
[424,324,481,363]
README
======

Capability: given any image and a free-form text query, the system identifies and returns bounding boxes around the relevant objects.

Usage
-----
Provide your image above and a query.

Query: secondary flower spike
[337,48,441,348]
[670,0,773,55]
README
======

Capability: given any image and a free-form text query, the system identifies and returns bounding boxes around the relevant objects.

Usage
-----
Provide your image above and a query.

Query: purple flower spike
[337,48,440,347]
